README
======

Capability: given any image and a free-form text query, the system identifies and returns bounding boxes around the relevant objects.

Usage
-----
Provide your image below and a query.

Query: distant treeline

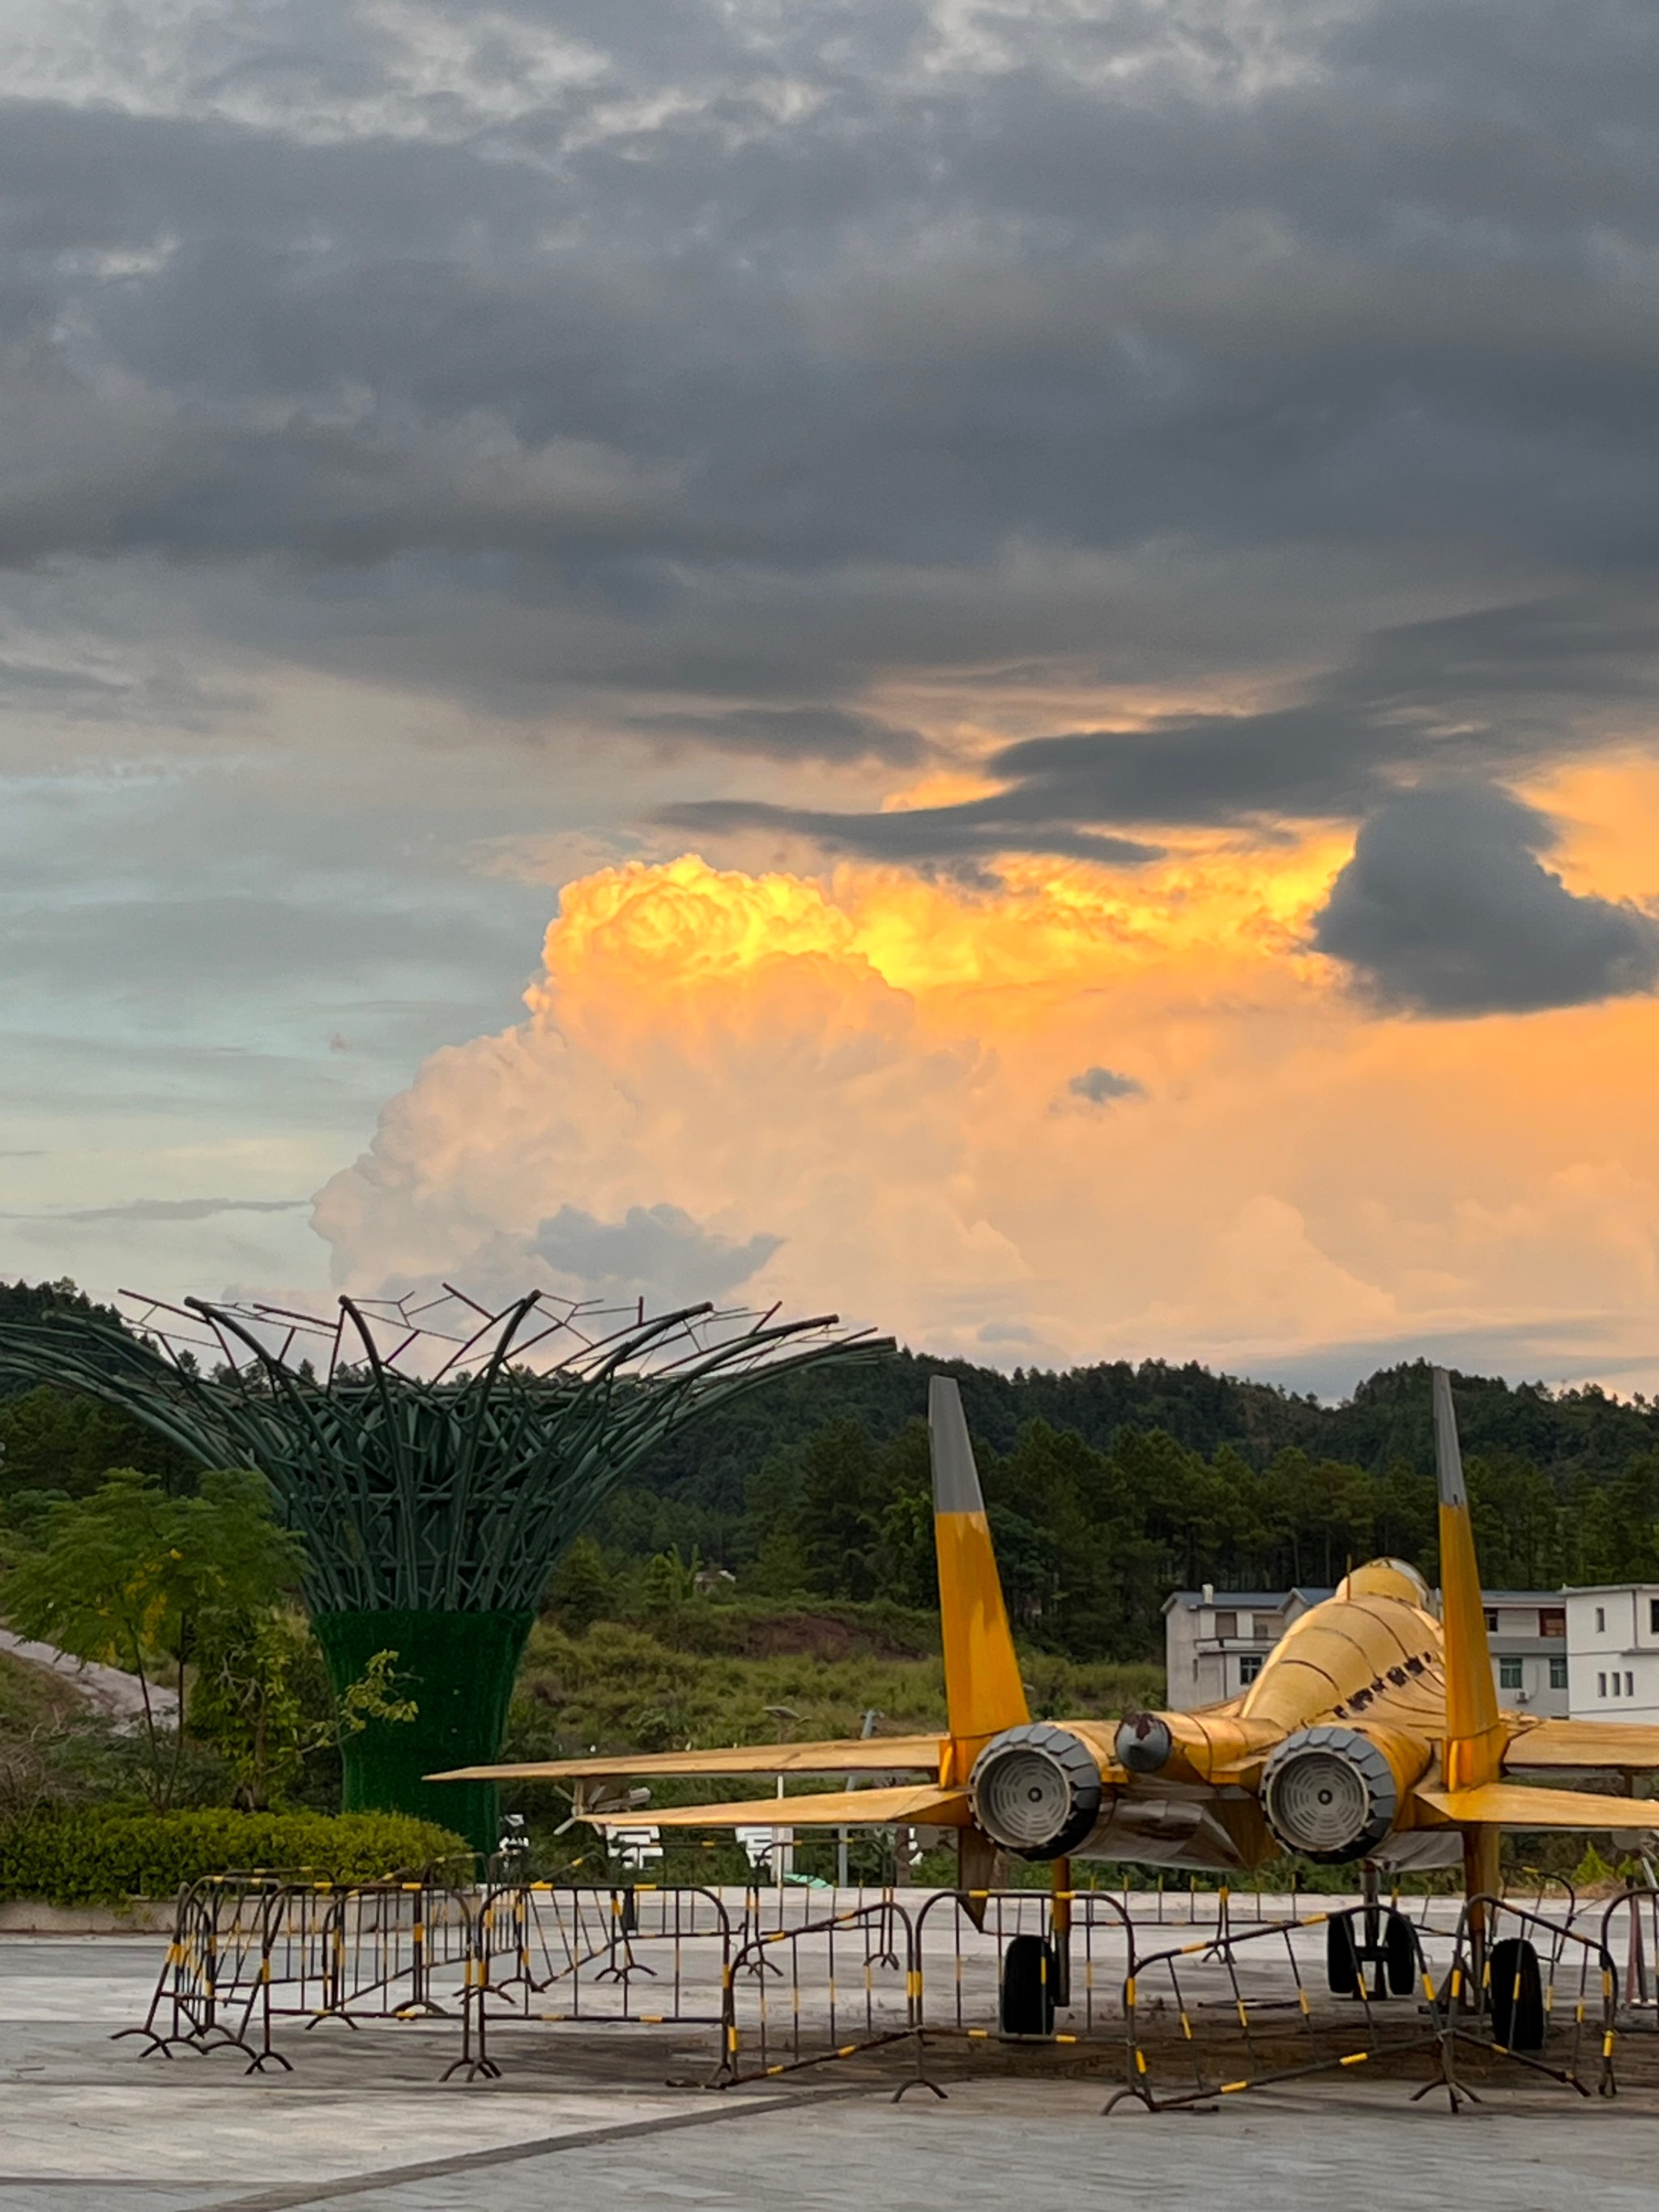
[5,1279,1659,1663]
[586,1348,1659,1659]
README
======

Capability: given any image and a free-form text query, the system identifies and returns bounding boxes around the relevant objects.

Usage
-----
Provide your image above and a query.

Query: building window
[1540,1608,1565,1638]
[1614,1674,1623,1697]
[1596,1607,1606,1633]
[1213,1611,1237,1639]
[1651,1598,1659,1635]
[1599,1672,1608,1697]
[1550,1656,1568,1690]
[1483,1608,1499,1632]
[1499,1656,1524,1691]
[1628,1672,1636,1697]
[1238,1653,1263,1685]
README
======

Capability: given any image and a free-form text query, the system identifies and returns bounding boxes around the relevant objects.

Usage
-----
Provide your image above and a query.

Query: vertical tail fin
[929,1377,1029,1771]
[1432,1366,1503,1791]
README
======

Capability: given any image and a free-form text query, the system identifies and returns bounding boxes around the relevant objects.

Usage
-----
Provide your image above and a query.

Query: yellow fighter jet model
[436,1370,1659,1898]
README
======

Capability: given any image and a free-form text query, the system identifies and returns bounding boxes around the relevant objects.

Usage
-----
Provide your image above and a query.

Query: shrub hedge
[0,1808,471,1904]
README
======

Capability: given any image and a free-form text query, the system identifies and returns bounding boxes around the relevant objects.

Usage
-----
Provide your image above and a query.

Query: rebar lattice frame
[0,1287,890,1612]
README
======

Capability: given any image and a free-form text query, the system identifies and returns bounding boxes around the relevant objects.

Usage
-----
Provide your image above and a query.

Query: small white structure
[736,1825,795,1880]
[1566,1585,1659,1719]
[605,1824,663,1872]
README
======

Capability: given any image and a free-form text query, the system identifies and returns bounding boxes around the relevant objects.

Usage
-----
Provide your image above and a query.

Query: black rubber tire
[1326,1914,1361,1996]
[1384,1910,1417,1998]
[1000,1933,1057,2035]
[1489,1936,1546,2053]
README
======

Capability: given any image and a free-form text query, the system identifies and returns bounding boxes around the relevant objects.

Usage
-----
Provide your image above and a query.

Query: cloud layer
[10,0,1659,781]
[315,839,1659,1387]
[7,1,1659,1386]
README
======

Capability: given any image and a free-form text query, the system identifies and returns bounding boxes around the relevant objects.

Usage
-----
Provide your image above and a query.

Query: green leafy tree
[796,1420,885,1599]
[190,1614,419,1811]
[3,1467,302,1809]
[546,1537,615,1633]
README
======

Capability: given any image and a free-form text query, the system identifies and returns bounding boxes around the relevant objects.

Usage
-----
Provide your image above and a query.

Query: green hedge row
[0,1808,472,1905]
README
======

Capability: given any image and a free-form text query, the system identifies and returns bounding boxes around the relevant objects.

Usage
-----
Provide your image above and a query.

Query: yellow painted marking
[1056,2033,1077,2044]
[837,2043,857,2057]
[906,1971,921,1999]
[1124,1977,1137,2005]
[935,1507,1029,1742]
[1340,2052,1369,2067]
[1605,2032,1617,2057]
[1298,1990,1311,2017]
[1221,2080,1249,2094]
[1135,2049,1148,2073]
[1235,2001,1249,2027]
[969,2029,990,2040]
[1179,2013,1192,2039]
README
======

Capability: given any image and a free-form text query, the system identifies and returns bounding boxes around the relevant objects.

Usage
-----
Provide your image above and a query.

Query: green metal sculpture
[0,1287,887,1848]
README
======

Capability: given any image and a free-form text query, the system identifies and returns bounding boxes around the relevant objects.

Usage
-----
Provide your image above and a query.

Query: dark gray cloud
[663,596,1659,856]
[659,794,1160,869]
[1067,1067,1146,1106]
[6,2,1659,768]
[625,705,924,764]
[1311,784,1659,1014]
[515,1203,778,1304]
[1,1196,305,1223]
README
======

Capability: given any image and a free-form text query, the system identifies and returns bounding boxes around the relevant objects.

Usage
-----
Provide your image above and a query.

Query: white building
[1163,1587,1333,1707]
[1164,1585,1569,1715]
[1565,1585,1659,1720]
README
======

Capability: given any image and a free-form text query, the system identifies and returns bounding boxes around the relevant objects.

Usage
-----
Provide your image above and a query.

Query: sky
[4,0,1659,1397]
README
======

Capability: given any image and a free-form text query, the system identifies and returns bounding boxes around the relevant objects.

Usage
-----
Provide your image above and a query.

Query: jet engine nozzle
[968,1723,1102,1859]
[1260,1726,1398,1863]
[1115,1713,1174,1774]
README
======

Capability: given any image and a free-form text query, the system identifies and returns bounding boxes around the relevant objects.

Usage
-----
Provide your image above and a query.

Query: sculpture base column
[313,1608,534,1857]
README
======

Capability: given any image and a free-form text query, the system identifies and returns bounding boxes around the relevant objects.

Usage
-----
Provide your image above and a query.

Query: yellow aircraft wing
[1502,1719,1659,1770]
[597,1784,971,1830]
[1417,1781,1659,1830]
[429,1736,945,1784]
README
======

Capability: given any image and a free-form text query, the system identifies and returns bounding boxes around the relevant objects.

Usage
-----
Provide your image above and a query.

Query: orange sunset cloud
[315,771,1659,1394]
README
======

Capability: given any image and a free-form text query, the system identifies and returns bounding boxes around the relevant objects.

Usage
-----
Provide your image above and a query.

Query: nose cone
[1115,1713,1173,1774]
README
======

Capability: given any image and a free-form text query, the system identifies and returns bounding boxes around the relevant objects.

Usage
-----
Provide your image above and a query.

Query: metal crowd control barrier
[452,1882,736,2081]
[1601,1881,1659,2026]
[119,1874,1620,2101]
[1107,1900,1452,2113]
[913,1887,1137,2048]
[1445,1892,1618,2099]
[719,1900,925,2089]
[120,1872,291,2069]
[305,1876,475,2027]
[122,1864,476,2074]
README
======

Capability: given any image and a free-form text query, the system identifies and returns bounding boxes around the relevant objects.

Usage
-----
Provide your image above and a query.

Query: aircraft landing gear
[1326,1866,1418,1998]
[1000,1934,1059,2035]
[1487,1936,1546,2052]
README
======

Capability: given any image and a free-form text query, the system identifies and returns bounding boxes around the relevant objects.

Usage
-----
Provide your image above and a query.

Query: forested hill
[586,1347,1659,1661]
[646,1346,1659,1500]
[6,1279,1659,1665]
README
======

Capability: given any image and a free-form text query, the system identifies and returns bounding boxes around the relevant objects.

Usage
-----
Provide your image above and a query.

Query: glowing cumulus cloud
[314,830,1659,1389]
